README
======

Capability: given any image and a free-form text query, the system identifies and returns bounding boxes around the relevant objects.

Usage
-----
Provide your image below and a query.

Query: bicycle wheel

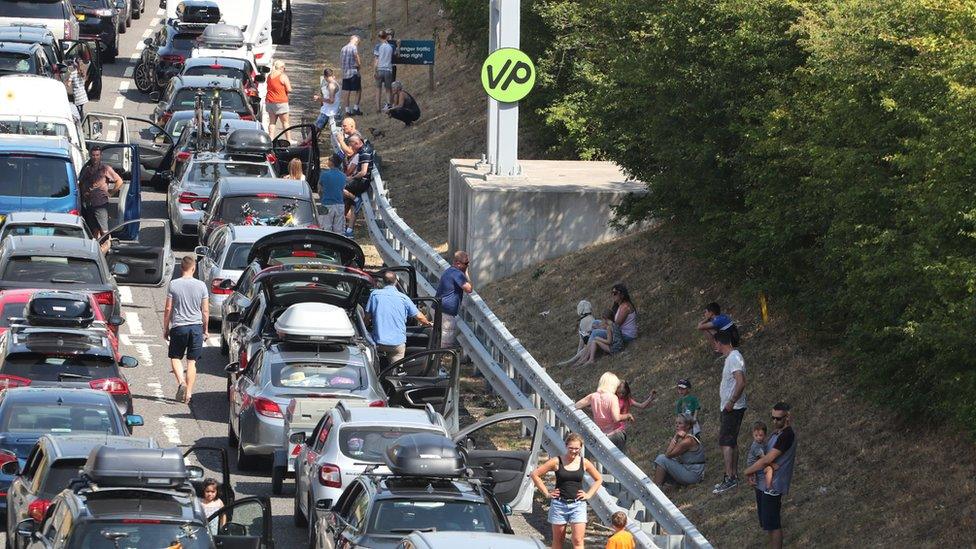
[134,61,155,93]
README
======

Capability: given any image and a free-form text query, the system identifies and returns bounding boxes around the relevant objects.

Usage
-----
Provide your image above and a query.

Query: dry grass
[478,225,976,547]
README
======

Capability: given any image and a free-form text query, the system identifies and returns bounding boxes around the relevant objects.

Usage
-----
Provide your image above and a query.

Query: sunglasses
[771,415,786,421]
[566,446,582,451]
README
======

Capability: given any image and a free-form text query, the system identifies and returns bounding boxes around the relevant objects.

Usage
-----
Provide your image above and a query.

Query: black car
[13,446,271,549]
[152,74,255,126]
[141,20,207,89]
[180,56,267,115]
[73,0,121,62]
[312,420,544,549]
[197,176,317,245]
[0,26,103,99]
[0,42,53,76]
[271,0,292,44]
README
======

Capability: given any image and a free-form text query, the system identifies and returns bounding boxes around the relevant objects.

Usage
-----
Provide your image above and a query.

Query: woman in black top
[531,432,603,549]
[386,81,421,126]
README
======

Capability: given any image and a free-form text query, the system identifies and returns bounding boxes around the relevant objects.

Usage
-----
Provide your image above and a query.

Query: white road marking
[133,342,154,365]
[129,51,141,60]
[142,28,153,39]
[109,119,119,127]
[113,96,125,110]
[159,416,182,444]
[157,8,165,15]
[126,311,145,335]
[120,286,133,304]
[136,41,145,51]
[119,81,130,92]
[123,66,134,78]
[207,335,221,346]
[150,17,161,26]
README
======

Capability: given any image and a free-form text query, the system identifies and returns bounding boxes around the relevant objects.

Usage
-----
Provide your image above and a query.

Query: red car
[0,290,121,359]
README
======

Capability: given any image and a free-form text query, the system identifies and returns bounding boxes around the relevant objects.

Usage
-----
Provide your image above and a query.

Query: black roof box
[226,129,272,156]
[176,0,221,24]
[82,447,189,489]
[384,433,465,478]
[25,290,95,328]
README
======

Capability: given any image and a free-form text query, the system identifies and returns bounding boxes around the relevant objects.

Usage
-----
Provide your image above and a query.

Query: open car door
[406,297,441,352]
[184,445,235,506]
[453,410,544,513]
[82,113,131,174]
[126,116,174,176]
[379,348,460,430]
[209,496,274,549]
[272,124,319,183]
[90,143,142,231]
[365,266,417,298]
[101,218,174,286]
[62,39,102,100]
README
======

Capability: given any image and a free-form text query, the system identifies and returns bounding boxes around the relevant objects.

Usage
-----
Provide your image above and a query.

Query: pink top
[615,396,633,432]
[589,390,619,434]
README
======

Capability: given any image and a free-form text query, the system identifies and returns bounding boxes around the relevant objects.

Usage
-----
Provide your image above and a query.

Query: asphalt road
[0,0,546,545]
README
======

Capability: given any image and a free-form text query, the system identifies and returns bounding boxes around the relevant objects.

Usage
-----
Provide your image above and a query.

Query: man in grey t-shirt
[163,256,209,404]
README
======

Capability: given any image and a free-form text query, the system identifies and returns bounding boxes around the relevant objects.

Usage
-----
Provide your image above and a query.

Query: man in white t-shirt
[713,329,747,494]
[373,30,394,113]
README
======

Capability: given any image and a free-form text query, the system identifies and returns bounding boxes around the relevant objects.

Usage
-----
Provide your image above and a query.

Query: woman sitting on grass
[574,309,623,365]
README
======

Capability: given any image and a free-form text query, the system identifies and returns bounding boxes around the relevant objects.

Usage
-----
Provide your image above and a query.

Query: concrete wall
[448,159,646,285]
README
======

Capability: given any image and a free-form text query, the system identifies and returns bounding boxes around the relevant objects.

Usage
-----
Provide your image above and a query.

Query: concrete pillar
[486,0,521,177]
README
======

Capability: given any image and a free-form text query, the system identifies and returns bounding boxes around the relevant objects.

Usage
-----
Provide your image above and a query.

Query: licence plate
[75,13,86,20]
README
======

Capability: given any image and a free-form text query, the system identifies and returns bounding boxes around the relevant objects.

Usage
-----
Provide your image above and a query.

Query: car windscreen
[267,278,357,305]
[1,352,116,382]
[339,426,442,462]
[0,156,71,198]
[223,242,253,270]
[188,161,273,183]
[0,52,35,74]
[271,362,364,391]
[368,500,502,535]
[0,119,71,139]
[0,403,121,434]
[1,223,85,240]
[40,458,85,498]
[184,65,246,80]
[263,244,344,267]
[0,1,65,18]
[218,196,315,225]
[173,89,247,112]
[2,256,102,284]
[68,522,213,549]
[73,0,109,9]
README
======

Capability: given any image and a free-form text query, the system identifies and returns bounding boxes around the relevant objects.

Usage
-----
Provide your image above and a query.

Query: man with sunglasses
[744,402,796,549]
[435,250,473,348]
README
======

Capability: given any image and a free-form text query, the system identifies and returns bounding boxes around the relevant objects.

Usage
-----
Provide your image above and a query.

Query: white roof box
[274,302,354,341]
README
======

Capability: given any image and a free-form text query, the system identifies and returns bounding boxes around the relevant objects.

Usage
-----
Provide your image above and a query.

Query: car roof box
[225,129,272,156]
[274,302,355,342]
[384,432,465,478]
[82,446,189,488]
[176,0,221,24]
[25,290,95,328]
[200,23,246,49]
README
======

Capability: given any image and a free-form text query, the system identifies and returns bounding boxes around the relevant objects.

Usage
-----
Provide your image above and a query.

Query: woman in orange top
[265,60,292,142]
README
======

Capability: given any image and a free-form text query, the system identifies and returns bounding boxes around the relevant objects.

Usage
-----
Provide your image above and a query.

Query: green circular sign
[481,48,536,103]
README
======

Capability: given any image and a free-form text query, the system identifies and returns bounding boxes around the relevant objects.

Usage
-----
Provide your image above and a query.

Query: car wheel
[133,3,141,18]
[106,42,118,63]
[293,484,307,527]
[220,334,229,355]
[119,21,126,34]
[126,13,132,26]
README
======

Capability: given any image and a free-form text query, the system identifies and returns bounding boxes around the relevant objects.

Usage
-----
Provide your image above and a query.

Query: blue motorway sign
[395,40,435,65]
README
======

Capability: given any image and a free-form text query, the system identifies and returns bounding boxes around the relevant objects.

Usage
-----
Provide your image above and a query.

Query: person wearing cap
[365,271,433,365]
[674,378,701,435]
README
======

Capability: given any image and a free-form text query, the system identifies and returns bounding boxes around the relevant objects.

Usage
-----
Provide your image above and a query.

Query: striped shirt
[71,69,88,107]
[340,43,359,78]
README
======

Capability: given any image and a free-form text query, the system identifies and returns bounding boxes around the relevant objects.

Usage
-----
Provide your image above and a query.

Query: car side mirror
[1,460,19,476]
[255,74,266,83]
[219,279,234,290]
[125,414,144,427]
[273,138,290,148]
[143,38,153,47]
[260,65,270,74]
[108,315,125,327]
[187,465,204,480]
[502,503,513,516]
[289,432,306,444]
[315,499,331,511]
[194,245,209,257]
[224,361,241,373]
[119,355,138,368]
[15,519,35,539]
[111,263,129,276]
[224,311,241,323]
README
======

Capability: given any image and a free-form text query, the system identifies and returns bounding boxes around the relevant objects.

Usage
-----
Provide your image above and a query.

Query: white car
[0,0,80,40]
[193,224,282,314]
[168,0,272,67]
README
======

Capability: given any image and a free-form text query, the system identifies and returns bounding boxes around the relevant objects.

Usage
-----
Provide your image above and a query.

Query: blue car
[0,388,142,515]
[0,136,80,217]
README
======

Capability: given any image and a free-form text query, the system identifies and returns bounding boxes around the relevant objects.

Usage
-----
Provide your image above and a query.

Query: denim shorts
[548,498,586,525]
[168,324,203,360]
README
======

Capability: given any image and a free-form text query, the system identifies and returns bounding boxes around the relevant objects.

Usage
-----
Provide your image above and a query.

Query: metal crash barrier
[331,121,712,549]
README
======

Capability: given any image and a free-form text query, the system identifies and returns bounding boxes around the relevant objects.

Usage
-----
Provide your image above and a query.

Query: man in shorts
[163,256,209,405]
[373,30,394,112]
[713,329,747,494]
[79,147,123,250]
[340,35,362,115]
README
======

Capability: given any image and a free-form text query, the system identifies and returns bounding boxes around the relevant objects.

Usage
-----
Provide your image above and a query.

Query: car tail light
[210,64,224,69]
[0,375,32,390]
[291,444,301,456]
[255,52,264,60]
[94,291,114,307]
[318,463,341,488]
[178,191,204,204]
[308,224,321,229]
[89,377,130,395]
[0,451,17,467]
[69,208,80,215]
[240,114,255,121]
[265,153,277,164]
[28,499,51,523]
[291,251,316,257]
[211,278,232,295]
[256,193,277,198]
[176,151,192,162]
[64,20,72,40]
[368,400,386,407]
[254,397,282,418]
[161,54,185,64]
[238,350,247,371]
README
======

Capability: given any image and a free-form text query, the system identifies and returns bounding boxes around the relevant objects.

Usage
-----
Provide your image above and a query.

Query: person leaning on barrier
[341,132,374,237]
[434,251,473,348]
[652,413,706,487]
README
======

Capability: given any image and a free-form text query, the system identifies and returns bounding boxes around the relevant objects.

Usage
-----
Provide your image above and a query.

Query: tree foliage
[439,0,976,433]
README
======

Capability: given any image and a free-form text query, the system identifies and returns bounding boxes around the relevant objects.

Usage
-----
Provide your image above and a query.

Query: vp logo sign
[481,48,536,103]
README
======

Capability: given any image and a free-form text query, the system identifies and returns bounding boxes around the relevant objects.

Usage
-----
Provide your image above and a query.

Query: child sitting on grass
[575,309,623,365]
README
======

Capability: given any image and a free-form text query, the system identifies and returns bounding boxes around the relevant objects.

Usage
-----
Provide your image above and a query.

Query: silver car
[226,342,387,470]
[166,152,275,238]
[397,532,546,549]
[194,224,283,315]
[0,212,92,240]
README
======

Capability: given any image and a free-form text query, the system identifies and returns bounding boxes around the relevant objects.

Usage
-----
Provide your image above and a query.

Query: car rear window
[223,242,253,270]
[171,32,203,50]
[1,224,85,240]
[0,403,121,434]
[69,522,212,549]
[188,161,273,183]
[184,65,246,80]
[339,426,442,462]
[73,0,109,9]
[0,156,71,198]
[3,257,102,284]
[271,362,364,391]
[368,500,501,535]
[1,352,116,383]
[173,89,247,112]
[265,245,343,267]
[0,52,35,74]
[218,196,315,226]
[0,1,66,19]
[40,458,85,498]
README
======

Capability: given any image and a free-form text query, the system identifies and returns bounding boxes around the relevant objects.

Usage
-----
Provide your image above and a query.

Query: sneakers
[712,476,728,490]
[175,383,186,403]
[344,227,354,237]
[763,489,781,497]
[351,108,364,116]
[712,476,738,494]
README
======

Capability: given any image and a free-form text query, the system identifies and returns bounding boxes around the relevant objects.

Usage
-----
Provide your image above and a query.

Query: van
[0,135,80,216]
[0,0,80,40]
[0,75,85,168]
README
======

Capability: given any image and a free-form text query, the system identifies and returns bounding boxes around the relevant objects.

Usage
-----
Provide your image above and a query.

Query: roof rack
[69,447,196,496]
[7,321,111,348]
